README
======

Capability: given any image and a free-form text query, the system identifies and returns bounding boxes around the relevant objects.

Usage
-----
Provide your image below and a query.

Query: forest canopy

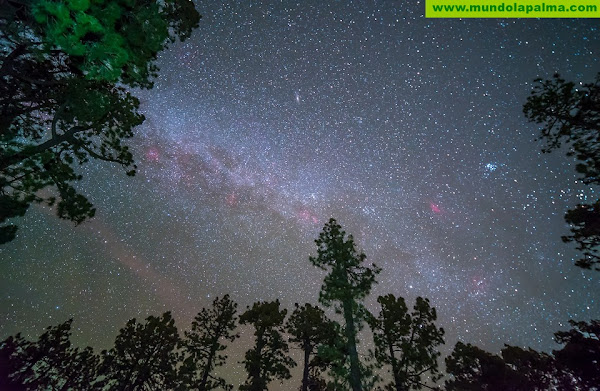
[0,0,201,244]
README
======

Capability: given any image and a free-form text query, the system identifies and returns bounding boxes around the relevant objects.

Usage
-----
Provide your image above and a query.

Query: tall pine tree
[310,218,381,391]
[239,300,296,391]
[179,295,239,391]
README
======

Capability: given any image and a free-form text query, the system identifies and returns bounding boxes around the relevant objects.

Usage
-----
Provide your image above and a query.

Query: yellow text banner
[426,0,600,18]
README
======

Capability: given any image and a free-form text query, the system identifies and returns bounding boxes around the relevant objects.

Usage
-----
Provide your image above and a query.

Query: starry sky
[1,0,599,387]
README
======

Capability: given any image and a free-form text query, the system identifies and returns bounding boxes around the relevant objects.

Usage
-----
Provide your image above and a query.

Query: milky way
[1,1,599,388]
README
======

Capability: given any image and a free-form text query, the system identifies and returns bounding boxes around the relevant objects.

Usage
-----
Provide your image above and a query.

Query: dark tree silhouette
[0,333,26,390]
[303,367,329,391]
[368,295,444,391]
[500,345,571,390]
[239,300,296,391]
[445,339,591,391]
[0,319,100,390]
[179,295,239,391]
[553,319,600,389]
[310,218,381,391]
[523,73,600,270]
[59,346,100,390]
[99,312,180,391]
[0,0,200,243]
[286,303,337,391]
[445,342,530,391]
[562,201,600,270]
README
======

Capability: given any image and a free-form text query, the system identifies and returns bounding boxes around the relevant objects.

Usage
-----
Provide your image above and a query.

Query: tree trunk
[387,339,405,391]
[343,298,362,391]
[198,342,217,391]
[248,330,265,391]
[301,341,312,391]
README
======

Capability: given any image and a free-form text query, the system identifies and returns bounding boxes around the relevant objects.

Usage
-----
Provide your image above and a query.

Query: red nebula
[430,202,442,214]
[297,208,319,224]
[146,147,160,162]
[225,192,238,207]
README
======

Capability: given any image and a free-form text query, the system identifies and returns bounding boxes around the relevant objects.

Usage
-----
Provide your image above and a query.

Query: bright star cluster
[1,1,598,387]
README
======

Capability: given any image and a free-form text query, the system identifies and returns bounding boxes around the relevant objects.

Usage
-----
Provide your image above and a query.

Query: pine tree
[179,295,239,391]
[445,342,528,391]
[501,345,565,390]
[369,295,444,391]
[310,218,381,391]
[99,312,180,391]
[239,300,296,391]
[0,319,100,390]
[553,319,600,389]
[286,303,337,391]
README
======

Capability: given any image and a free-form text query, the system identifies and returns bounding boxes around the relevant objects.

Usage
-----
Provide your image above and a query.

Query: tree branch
[411,365,437,378]
[14,72,67,87]
[0,124,89,171]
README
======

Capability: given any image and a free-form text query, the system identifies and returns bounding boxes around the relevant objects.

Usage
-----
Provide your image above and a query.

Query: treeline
[0,295,437,391]
[1,304,598,391]
[2,219,599,391]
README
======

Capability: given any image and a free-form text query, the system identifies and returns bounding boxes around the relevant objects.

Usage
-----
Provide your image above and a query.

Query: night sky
[1,1,599,387]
